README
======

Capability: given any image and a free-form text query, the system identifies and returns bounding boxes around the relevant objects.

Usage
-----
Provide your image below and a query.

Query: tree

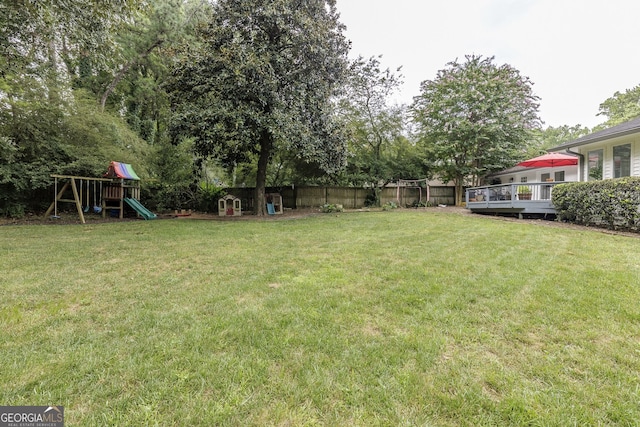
[338,56,424,205]
[597,85,640,127]
[0,0,145,216]
[411,55,541,205]
[98,0,210,113]
[1,0,143,93]
[168,0,350,215]
[528,124,591,158]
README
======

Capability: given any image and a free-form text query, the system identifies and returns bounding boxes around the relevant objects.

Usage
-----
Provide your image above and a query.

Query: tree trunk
[254,131,272,216]
[46,37,61,106]
[100,64,132,111]
[454,179,464,206]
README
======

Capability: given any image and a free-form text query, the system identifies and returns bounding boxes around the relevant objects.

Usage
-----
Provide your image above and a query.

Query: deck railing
[467,182,561,203]
[466,182,562,215]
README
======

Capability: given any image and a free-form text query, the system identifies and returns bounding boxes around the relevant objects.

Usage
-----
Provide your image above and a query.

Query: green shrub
[147,182,197,212]
[364,191,378,207]
[320,203,344,213]
[146,137,198,212]
[197,182,226,213]
[0,203,25,219]
[518,185,531,194]
[382,201,398,211]
[553,177,640,230]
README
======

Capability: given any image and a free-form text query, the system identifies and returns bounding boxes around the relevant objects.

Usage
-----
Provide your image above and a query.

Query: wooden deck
[466,183,560,218]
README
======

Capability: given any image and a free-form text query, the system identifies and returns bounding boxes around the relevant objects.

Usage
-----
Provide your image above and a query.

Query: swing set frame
[395,178,430,207]
[44,175,113,224]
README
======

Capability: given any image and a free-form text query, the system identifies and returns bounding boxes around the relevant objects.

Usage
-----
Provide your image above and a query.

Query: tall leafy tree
[98,0,209,113]
[338,56,424,204]
[412,55,541,205]
[1,0,143,97]
[597,85,640,127]
[0,0,144,216]
[168,0,350,215]
[99,0,211,150]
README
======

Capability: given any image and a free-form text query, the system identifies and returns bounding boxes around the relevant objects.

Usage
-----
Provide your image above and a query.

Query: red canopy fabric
[517,152,578,168]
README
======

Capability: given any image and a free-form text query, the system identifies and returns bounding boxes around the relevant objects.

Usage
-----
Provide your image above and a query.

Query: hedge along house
[547,116,640,182]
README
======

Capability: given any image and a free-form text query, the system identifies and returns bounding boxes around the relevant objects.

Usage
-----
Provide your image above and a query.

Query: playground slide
[124,197,157,220]
[267,203,275,215]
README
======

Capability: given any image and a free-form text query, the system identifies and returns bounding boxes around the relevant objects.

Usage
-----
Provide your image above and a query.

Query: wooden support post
[102,182,107,218]
[119,179,124,219]
[69,178,86,224]
[44,180,71,217]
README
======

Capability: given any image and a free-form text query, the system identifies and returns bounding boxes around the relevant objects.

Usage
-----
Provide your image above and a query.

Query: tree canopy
[528,124,591,157]
[6,0,640,218]
[0,0,148,216]
[597,85,640,128]
[169,0,351,215]
[337,56,425,205]
[412,55,541,204]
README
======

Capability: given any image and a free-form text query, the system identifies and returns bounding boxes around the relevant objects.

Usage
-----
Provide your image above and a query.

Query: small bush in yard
[320,203,344,213]
[382,201,398,211]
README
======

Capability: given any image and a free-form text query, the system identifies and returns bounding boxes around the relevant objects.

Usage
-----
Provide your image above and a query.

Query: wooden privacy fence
[225,186,455,211]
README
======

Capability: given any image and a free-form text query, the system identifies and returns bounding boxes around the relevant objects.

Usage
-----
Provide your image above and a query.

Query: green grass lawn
[2,210,640,426]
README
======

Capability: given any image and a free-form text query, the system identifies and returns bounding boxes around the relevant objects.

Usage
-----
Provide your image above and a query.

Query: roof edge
[548,117,640,151]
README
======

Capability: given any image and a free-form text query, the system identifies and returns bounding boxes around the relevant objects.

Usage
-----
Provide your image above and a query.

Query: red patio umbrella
[517,152,578,168]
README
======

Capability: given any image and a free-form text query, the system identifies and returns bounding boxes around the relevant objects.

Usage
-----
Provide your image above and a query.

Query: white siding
[633,138,640,177]
[491,166,578,184]
[603,145,613,180]
[575,135,640,181]
[492,130,640,184]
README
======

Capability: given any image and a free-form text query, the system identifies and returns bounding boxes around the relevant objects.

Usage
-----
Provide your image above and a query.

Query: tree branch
[99,38,164,111]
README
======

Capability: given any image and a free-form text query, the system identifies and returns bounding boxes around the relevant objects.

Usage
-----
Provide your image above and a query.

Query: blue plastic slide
[267,203,275,215]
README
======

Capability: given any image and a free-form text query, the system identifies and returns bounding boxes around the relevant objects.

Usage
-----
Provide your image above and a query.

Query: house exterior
[548,116,640,181]
[466,117,640,217]
[486,164,579,186]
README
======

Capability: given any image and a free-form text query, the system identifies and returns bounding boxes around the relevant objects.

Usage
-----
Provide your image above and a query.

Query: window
[554,171,565,181]
[520,177,527,183]
[541,173,550,181]
[613,144,631,178]
[588,149,603,181]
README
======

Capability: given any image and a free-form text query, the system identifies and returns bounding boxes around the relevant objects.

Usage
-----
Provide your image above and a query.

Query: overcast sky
[336,0,640,129]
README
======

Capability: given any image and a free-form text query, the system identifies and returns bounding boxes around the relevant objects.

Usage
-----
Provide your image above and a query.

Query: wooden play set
[45,161,156,223]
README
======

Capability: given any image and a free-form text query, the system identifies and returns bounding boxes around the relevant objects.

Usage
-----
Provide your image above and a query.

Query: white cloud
[337,0,640,128]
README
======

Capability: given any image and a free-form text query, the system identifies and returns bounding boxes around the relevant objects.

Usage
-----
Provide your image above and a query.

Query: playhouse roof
[104,161,140,180]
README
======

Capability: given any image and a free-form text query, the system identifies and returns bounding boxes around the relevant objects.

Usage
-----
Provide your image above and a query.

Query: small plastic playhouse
[266,193,283,215]
[219,194,242,216]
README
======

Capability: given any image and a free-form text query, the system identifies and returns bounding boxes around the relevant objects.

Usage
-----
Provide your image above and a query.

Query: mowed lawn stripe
[1,211,639,425]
